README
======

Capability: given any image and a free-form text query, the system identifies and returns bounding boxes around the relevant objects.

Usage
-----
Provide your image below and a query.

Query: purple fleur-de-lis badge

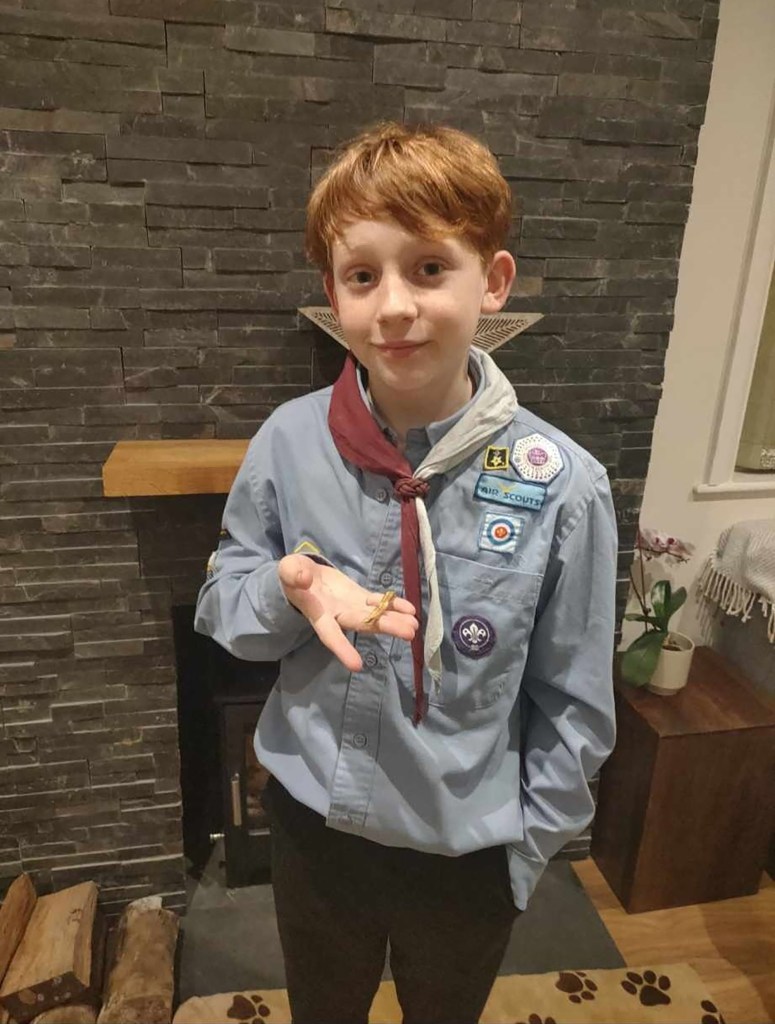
[452,615,496,659]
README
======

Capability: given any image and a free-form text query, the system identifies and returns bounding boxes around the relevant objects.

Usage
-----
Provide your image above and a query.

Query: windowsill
[693,471,775,498]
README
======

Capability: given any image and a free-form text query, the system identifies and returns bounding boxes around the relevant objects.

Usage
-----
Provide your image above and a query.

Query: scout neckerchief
[328,350,518,724]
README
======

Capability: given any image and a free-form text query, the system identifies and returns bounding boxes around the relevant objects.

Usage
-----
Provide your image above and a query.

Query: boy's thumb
[279,553,314,591]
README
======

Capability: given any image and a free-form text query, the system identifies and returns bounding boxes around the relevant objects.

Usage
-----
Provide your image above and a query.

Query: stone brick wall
[0,0,719,909]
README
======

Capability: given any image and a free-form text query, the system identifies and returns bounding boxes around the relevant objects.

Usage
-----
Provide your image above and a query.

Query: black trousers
[263,775,520,1024]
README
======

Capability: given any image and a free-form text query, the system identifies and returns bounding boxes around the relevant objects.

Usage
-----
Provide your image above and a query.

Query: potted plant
[621,528,696,694]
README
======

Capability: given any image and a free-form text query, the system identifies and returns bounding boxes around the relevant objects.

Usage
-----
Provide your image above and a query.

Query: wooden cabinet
[591,646,775,912]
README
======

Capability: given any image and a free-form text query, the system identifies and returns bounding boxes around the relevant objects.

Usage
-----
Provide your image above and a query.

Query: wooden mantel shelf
[102,440,249,496]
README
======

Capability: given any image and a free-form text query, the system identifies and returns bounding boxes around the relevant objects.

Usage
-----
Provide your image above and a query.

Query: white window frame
[695,87,775,498]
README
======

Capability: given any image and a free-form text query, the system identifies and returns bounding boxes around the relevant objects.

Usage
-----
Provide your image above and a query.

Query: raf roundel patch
[452,616,496,659]
[483,445,510,472]
[479,511,525,554]
[511,433,564,485]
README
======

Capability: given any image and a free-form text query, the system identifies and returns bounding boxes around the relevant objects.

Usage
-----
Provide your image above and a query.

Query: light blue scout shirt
[194,348,618,911]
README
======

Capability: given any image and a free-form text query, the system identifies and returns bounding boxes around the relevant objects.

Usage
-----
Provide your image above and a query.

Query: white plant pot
[646,632,695,695]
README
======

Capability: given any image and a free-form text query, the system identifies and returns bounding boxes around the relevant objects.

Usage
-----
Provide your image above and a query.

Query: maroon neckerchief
[328,353,429,725]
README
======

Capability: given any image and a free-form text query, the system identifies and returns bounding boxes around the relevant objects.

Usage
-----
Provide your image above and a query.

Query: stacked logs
[0,875,179,1024]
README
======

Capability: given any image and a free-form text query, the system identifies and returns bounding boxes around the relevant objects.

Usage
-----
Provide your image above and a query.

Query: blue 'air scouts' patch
[478,511,525,553]
[483,445,510,472]
[511,433,564,485]
[474,473,546,511]
[452,616,496,659]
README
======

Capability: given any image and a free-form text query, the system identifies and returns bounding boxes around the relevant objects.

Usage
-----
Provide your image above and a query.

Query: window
[699,85,775,496]
[736,267,775,471]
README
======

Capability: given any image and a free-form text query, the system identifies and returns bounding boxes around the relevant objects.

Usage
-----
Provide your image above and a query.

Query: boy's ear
[480,250,516,315]
[323,271,339,315]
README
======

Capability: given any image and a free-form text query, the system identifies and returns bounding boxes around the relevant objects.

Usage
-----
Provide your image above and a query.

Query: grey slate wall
[0,0,719,909]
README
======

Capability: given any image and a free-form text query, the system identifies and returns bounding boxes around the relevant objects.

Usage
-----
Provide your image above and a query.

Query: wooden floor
[572,858,775,1024]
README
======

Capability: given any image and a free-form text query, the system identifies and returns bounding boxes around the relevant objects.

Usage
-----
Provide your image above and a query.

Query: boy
[195,121,618,1024]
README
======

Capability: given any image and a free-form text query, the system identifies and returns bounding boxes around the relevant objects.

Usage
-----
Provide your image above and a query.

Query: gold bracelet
[362,590,396,626]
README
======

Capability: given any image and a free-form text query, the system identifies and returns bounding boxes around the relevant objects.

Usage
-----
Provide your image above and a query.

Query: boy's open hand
[278,554,418,672]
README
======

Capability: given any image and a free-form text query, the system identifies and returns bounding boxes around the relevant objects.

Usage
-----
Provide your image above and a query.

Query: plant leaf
[650,580,671,629]
[666,586,687,623]
[621,630,666,686]
[624,613,661,626]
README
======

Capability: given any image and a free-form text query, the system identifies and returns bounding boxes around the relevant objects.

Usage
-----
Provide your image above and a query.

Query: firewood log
[0,876,36,986]
[30,1007,97,1024]
[97,897,179,1024]
[0,883,97,1024]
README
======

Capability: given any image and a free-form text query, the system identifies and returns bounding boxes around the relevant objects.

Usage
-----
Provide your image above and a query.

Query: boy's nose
[376,275,418,323]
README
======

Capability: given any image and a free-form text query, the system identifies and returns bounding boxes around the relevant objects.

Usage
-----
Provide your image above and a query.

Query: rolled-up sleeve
[508,469,618,909]
[194,432,316,662]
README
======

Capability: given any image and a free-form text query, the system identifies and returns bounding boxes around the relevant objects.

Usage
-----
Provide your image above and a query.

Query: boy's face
[323,218,513,404]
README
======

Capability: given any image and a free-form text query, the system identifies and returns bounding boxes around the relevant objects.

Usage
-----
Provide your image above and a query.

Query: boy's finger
[364,592,416,615]
[313,614,363,673]
[373,611,419,641]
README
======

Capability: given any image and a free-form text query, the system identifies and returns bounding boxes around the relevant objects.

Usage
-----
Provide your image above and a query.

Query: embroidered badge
[478,511,525,554]
[452,615,496,659]
[483,445,510,472]
[293,540,322,557]
[511,433,564,485]
[474,472,546,511]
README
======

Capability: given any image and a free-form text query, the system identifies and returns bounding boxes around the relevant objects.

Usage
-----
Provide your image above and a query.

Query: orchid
[621,527,695,687]
[637,527,695,563]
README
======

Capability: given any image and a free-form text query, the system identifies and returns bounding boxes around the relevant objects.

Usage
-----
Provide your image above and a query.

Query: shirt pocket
[429,550,543,710]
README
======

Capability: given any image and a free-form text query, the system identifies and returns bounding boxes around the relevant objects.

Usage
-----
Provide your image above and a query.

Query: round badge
[484,516,518,550]
[527,446,548,466]
[452,616,496,659]
[511,432,564,484]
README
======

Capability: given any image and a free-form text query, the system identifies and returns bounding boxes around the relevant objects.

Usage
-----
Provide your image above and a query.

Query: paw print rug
[172,962,726,1023]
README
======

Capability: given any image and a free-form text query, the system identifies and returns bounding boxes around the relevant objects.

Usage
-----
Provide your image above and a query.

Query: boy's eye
[350,270,373,285]
[418,261,444,277]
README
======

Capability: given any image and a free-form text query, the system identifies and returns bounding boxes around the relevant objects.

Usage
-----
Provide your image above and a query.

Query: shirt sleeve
[508,468,618,910]
[193,431,320,661]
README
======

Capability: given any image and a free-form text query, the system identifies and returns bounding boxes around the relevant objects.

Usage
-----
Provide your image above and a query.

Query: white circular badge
[511,433,564,484]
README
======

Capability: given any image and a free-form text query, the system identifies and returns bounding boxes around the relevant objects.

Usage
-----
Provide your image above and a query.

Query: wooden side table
[590,646,775,912]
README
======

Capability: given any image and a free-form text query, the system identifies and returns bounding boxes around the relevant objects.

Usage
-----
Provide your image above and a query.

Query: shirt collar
[356,349,485,448]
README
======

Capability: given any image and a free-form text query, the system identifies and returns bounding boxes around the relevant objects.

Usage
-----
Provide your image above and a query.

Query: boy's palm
[278,554,418,672]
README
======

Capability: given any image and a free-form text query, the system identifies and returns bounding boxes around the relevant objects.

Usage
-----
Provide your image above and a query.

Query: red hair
[305,121,512,271]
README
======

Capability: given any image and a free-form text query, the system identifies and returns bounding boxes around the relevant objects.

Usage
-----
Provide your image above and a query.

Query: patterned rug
[173,962,726,1023]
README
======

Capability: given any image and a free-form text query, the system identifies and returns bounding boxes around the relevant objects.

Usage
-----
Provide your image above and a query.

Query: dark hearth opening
[173,605,278,889]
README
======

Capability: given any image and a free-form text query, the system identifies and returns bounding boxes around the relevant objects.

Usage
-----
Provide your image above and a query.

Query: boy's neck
[367,361,474,447]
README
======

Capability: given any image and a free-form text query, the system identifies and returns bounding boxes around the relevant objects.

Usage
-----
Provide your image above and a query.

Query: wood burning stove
[174,606,277,888]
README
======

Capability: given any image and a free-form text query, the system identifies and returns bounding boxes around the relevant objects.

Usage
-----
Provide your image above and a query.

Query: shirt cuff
[507,846,549,911]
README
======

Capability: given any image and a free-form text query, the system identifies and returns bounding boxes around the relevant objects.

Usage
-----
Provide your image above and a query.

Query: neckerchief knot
[394,477,430,501]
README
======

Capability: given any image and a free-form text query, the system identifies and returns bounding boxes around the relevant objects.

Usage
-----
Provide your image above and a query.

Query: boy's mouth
[377,341,428,356]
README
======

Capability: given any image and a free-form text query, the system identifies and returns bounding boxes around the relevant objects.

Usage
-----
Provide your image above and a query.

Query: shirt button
[363,651,378,668]
[376,488,389,503]
[378,570,393,587]
[352,733,367,748]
